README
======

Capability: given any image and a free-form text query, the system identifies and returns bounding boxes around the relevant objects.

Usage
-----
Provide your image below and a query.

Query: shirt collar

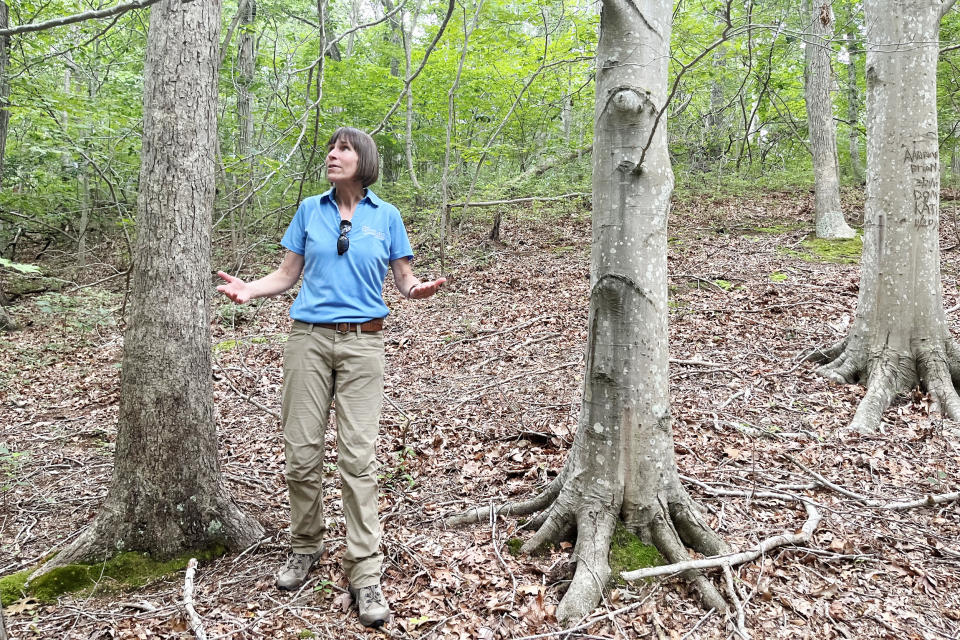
[320,186,383,208]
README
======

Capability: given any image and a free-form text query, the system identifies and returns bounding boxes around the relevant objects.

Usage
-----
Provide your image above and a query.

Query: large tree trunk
[448,0,726,624]
[803,0,856,239]
[38,0,263,570]
[810,0,960,432]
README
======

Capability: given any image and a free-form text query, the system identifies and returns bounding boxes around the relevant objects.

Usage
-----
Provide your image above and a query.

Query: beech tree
[449,0,727,623]
[37,0,263,570]
[803,0,855,239]
[810,0,960,432]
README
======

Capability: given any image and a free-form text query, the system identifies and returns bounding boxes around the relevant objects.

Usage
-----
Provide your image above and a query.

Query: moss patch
[608,524,664,585]
[769,272,788,283]
[0,569,30,605]
[790,233,863,264]
[3,547,227,604]
[506,538,524,557]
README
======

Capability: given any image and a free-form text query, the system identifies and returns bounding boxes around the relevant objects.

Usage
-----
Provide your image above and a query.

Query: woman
[217,127,445,628]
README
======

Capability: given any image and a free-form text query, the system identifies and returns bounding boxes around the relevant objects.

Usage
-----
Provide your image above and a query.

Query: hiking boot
[349,583,390,627]
[275,546,325,591]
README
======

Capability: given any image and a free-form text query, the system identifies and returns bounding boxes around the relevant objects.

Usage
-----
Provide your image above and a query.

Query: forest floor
[1,189,960,639]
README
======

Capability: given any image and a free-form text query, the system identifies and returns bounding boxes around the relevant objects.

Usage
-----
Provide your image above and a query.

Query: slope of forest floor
[1,190,959,639]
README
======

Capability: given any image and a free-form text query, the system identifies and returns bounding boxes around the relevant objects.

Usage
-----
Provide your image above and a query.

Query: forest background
[0,0,959,638]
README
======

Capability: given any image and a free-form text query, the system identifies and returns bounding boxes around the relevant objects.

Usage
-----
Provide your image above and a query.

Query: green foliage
[0,444,27,493]
[769,271,788,283]
[34,290,118,335]
[0,258,41,274]
[380,445,417,490]
[608,524,664,585]
[506,538,524,556]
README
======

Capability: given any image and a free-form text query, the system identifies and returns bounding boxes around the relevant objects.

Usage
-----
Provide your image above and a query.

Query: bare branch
[941,0,958,21]
[0,0,160,37]
[621,500,821,581]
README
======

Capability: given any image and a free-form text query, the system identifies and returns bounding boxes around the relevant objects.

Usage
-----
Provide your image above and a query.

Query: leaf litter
[0,189,958,638]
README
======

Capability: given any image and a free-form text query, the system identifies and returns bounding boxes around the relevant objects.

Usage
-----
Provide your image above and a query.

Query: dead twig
[442,314,558,350]
[183,559,208,640]
[212,364,279,419]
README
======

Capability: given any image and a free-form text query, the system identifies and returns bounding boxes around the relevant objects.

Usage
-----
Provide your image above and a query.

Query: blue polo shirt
[281,188,413,323]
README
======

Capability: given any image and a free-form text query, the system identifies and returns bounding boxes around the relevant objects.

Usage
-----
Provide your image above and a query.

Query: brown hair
[326,127,380,187]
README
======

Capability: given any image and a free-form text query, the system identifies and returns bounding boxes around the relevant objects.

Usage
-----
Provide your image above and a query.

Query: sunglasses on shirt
[338,219,351,255]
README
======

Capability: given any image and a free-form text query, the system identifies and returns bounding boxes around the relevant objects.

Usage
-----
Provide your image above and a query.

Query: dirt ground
[1,190,959,639]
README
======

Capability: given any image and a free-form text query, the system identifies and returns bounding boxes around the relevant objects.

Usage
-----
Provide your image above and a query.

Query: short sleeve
[281,202,307,255]
[389,208,414,262]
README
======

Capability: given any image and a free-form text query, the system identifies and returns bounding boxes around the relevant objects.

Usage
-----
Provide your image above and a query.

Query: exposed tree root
[32,489,263,579]
[448,476,729,624]
[808,337,960,432]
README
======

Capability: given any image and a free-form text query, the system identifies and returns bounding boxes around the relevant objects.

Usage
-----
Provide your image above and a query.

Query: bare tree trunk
[233,0,256,269]
[448,0,727,624]
[36,0,263,572]
[810,0,960,432]
[0,1,9,188]
[439,0,483,271]
[803,0,855,239]
[403,0,424,189]
[845,29,865,184]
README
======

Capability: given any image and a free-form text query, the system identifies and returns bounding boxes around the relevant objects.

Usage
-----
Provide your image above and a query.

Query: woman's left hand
[409,277,447,299]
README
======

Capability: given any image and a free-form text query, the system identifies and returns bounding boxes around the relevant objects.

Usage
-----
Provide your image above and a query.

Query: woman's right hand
[217,271,253,304]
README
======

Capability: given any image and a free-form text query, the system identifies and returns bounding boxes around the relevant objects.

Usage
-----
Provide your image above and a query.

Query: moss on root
[608,524,664,585]
[1,546,227,605]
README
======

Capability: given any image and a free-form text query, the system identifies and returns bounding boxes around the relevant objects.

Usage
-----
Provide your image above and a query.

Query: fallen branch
[452,360,580,407]
[213,365,279,419]
[621,499,820,581]
[442,314,557,349]
[183,559,208,640]
[786,456,960,510]
[445,193,588,210]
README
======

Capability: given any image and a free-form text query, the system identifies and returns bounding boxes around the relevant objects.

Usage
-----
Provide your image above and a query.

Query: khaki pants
[281,320,385,588]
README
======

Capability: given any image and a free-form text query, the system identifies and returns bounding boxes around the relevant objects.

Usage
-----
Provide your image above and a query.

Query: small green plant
[34,290,118,336]
[0,444,27,494]
[713,279,733,291]
[769,272,788,283]
[215,302,255,326]
[299,631,318,639]
[312,579,334,596]
[506,538,524,556]
[380,446,416,490]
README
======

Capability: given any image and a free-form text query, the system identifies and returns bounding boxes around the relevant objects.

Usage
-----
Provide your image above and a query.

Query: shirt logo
[361,225,385,241]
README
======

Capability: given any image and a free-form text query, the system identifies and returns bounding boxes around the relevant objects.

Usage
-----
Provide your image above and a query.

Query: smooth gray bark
[449,0,727,623]
[36,0,263,570]
[811,0,960,431]
[803,0,855,239]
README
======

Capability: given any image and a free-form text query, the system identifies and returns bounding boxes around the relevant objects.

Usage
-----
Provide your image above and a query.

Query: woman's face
[326,138,360,185]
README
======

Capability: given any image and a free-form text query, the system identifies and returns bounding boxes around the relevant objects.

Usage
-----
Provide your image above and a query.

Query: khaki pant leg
[281,323,335,554]
[333,330,385,587]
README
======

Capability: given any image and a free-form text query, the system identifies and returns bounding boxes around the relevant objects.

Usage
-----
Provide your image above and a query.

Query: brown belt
[314,318,384,333]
